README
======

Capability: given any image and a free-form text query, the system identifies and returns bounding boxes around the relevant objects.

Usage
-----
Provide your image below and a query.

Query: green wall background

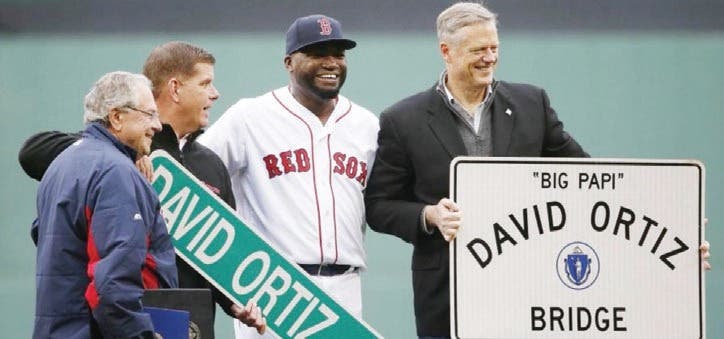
[1,32,722,338]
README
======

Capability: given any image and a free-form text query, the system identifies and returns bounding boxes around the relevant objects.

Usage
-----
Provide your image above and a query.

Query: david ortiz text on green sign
[150,150,381,339]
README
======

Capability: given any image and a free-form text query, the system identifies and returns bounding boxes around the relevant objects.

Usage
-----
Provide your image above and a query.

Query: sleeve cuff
[420,206,434,235]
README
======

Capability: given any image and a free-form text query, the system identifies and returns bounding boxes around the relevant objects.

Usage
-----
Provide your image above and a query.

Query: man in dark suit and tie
[364,2,588,338]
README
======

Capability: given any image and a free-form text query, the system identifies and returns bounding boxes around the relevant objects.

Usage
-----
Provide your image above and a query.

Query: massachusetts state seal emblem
[556,241,600,290]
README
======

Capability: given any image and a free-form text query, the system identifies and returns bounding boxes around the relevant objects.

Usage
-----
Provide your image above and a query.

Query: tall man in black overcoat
[364,2,588,337]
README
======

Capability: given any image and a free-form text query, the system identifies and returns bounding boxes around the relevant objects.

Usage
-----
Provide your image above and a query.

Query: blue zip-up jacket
[34,122,178,339]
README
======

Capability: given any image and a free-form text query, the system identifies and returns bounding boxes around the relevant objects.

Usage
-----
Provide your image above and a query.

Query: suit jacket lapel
[425,88,467,158]
[492,83,516,156]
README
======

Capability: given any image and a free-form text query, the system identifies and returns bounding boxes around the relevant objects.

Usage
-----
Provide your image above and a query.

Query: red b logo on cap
[317,17,332,36]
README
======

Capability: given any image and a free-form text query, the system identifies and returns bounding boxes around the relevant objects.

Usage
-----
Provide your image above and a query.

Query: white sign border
[448,157,706,339]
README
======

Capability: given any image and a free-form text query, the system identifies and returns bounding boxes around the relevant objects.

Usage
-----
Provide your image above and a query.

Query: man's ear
[284,55,293,72]
[168,78,182,103]
[440,42,452,63]
[107,108,124,131]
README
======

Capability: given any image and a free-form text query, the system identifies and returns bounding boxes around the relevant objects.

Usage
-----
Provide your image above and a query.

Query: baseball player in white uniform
[198,14,378,338]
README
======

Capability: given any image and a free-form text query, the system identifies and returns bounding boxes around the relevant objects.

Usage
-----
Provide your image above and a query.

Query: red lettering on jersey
[317,17,332,36]
[294,148,311,172]
[345,156,358,179]
[356,161,368,186]
[263,154,282,178]
[280,150,296,174]
[331,151,368,186]
[332,152,346,175]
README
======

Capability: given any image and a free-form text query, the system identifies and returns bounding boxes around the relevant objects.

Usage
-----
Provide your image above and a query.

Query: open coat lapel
[492,83,516,156]
[425,89,467,158]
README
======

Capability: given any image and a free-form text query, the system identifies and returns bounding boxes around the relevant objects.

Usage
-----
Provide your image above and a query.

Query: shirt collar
[437,70,494,106]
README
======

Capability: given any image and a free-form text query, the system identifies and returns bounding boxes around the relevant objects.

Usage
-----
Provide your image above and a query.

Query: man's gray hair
[437,2,498,43]
[83,71,151,124]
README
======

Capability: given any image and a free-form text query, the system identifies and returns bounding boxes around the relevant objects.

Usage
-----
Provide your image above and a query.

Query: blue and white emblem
[556,241,600,290]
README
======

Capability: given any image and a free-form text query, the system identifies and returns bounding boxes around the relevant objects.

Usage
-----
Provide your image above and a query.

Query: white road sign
[450,158,705,339]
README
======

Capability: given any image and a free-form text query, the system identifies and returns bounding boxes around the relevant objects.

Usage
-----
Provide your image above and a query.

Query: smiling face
[286,41,348,101]
[113,86,162,156]
[441,22,499,92]
[174,62,219,134]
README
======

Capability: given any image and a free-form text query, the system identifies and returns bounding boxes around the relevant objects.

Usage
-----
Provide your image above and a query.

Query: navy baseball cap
[285,14,357,55]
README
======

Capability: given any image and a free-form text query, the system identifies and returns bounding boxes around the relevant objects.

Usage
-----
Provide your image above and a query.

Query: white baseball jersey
[198,86,378,268]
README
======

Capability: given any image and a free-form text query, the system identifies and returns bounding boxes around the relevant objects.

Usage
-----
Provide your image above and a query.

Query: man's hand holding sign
[425,198,463,242]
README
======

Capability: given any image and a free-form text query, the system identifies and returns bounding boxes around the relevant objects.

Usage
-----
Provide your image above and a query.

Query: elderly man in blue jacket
[34,71,177,338]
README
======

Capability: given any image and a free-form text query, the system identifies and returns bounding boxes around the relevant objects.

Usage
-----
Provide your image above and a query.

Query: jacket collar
[424,80,518,157]
[490,82,516,156]
[425,85,467,158]
[84,122,138,161]
[155,124,205,145]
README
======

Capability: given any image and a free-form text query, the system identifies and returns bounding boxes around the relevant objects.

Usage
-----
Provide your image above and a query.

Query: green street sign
[150,150,381,339]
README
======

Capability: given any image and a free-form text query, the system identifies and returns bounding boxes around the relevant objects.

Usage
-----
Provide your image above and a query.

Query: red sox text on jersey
[262,148,368,185]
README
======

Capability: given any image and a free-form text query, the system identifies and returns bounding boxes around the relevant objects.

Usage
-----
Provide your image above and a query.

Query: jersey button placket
[314,127,334,263]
